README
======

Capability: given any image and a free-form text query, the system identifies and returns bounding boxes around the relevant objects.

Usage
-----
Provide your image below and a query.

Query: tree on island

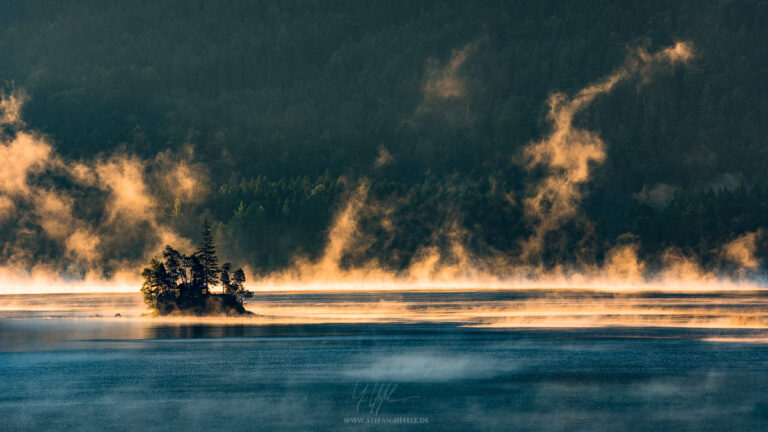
[140,220,251,316]
[197,219,220,294]
[233,269,246,292]
[221,262,233,294]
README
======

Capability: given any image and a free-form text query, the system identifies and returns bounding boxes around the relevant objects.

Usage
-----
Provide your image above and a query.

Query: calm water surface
[1,292,768,431]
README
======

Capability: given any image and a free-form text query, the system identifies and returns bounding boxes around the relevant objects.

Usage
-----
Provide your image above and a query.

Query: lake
[1,290,768,431]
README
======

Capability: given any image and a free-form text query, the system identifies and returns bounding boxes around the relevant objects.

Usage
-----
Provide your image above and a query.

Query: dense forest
[0,0,767,277]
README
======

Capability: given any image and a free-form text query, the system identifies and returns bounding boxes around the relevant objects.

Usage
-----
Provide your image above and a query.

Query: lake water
[1,291,768,431]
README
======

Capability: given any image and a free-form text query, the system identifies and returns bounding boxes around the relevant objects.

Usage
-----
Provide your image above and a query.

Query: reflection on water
[2,290,768,328]
[1,292,768,431]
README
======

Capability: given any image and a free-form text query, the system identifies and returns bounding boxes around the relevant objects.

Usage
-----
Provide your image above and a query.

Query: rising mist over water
[3,292,768,431]
[0,3,766,289]
[2,1,768,430]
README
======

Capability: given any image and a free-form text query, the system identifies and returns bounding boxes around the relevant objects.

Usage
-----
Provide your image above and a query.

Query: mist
[0,89,202,292]
[1,41,766,295]
[2,5,768,430]
[249,41,765,293]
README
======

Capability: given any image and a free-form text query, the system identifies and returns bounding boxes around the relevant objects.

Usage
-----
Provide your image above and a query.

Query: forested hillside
[1,0,766,275]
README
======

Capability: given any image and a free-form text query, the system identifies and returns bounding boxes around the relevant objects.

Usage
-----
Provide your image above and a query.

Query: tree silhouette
[140,257,171,307]
[140,221,250,315]
[197,218,220,293]
[162,245,184,285]
[221,262,234,294]
[190,254,205,294]
[233,268,246,293]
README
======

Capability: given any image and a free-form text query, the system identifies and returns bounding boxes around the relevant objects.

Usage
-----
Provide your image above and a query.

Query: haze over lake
[2,291,768,431]
[2,1,768,430]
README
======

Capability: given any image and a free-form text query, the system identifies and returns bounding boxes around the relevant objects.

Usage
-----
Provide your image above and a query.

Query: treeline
[0,0,766,273]
[202,175,768,274]
[207,174,523,273]
[1,0,767,188]
[624,183,768,267]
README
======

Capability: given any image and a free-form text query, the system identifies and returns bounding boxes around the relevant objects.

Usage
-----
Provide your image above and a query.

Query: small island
[140,219,253,316]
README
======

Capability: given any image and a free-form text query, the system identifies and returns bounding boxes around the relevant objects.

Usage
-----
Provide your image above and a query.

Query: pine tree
[162,245,184,285]
[233,268,246,293]
[197,219,220,293]
[221,262,234,294]
[140,257,171,309]
[189,254,205,295]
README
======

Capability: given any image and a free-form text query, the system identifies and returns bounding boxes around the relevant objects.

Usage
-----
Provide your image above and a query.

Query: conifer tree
[221,262,234,294]
[190,254,205,295]
[162,245,184,285]
[197,219,220,293]
[140,257,171,309]
[233,268,246,293]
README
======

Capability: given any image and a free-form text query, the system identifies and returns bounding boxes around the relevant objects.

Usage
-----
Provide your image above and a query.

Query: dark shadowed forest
[0,0,767,277]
